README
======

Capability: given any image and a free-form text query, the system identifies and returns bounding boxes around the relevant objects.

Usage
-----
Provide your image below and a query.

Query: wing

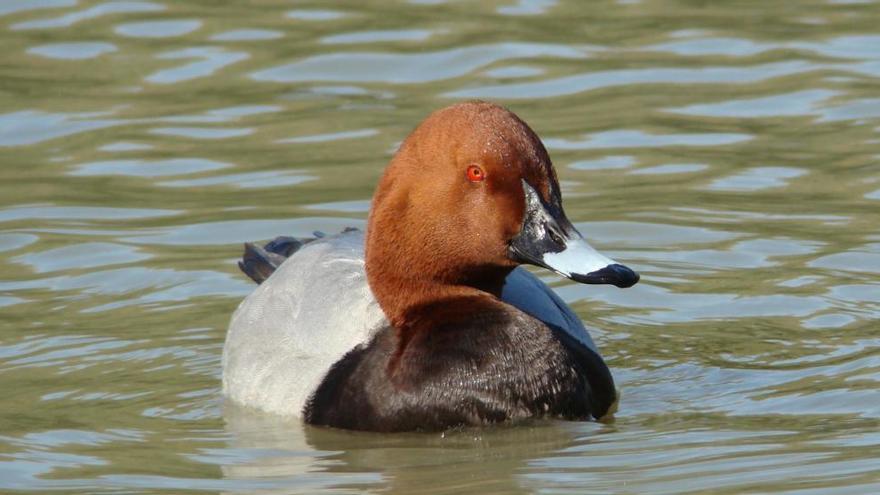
[222,230,385,416]
[500,267,599,354]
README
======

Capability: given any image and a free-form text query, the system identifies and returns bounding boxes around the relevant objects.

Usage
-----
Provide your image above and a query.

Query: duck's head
[365,101,638,326]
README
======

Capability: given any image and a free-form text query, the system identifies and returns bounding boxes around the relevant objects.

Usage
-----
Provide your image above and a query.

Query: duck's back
[222,230,610,417]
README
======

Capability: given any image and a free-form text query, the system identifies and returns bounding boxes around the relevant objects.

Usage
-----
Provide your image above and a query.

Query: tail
[238,228,360,284]
[239,240,295,284]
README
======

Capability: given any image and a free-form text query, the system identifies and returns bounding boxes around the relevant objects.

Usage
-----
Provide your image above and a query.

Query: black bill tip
[571,263,640,288]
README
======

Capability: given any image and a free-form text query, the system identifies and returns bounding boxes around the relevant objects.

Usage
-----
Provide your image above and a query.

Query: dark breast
[304,309,615,432]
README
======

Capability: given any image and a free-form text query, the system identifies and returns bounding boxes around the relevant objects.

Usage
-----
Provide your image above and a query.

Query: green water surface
[1,0,879,493]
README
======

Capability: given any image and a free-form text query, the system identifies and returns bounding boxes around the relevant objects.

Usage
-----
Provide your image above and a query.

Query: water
[1,0,878,492]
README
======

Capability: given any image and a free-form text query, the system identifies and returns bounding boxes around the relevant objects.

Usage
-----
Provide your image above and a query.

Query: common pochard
[222,101,639,432]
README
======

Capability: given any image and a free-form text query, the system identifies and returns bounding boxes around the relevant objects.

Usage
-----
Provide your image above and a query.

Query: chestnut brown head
[365,101,638,325]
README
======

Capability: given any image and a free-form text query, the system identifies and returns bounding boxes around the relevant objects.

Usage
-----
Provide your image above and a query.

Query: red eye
[466,165,485,182]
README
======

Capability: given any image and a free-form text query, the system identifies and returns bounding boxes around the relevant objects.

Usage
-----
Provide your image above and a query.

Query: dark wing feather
[237,229,361,284]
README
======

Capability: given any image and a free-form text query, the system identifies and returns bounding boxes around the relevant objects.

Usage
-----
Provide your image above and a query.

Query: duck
[222,101,639,432]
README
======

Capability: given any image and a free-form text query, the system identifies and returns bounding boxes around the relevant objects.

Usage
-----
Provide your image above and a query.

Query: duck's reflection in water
[222,401,608,494]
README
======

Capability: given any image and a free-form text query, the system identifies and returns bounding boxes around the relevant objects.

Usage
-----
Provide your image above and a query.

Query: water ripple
[148,47,249,84]
[668,89,840,118]
[546,130,752,150]
[210,29,282,42]
[158,170,316,189]
[705,167,808,192]
[252,42,586,84]
[148,127,253,139]
[446,61,816,99]
[0,205,179,222]
[114,19,201,38]
[14,242,152,274]
[0,110,121,147]
[127,217,363,246]
[70,158,231,177]
[286,9,346,21]
[0,0,77,17]
[12,1,165,30]
[321,29,435,45]
[27,42,117,60]
[279,129,378,144]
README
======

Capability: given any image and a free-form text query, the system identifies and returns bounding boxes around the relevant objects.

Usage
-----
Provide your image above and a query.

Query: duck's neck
[366,264,512,331]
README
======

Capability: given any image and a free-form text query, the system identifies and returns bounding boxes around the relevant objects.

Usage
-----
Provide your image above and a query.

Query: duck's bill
[509,181,639,289]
